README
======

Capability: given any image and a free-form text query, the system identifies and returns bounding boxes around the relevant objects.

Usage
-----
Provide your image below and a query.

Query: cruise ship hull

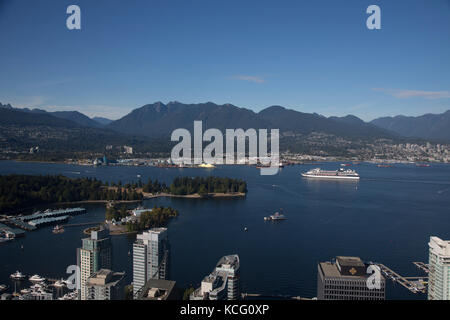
[301,173,360,180]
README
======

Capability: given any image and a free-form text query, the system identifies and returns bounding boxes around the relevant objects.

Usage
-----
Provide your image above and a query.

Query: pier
[242,293,312,300]
[413,262,429,273]
[62,221,103,228]
[376,263,428,294]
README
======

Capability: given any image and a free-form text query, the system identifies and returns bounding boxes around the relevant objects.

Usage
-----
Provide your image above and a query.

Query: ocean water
[1,160,449,300]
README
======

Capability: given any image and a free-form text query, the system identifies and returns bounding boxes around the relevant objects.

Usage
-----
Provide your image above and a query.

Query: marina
[1,208,87,233]
[4,270,75,300]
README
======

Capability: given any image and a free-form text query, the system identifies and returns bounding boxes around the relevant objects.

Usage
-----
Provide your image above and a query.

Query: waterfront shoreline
[142,192,246,199]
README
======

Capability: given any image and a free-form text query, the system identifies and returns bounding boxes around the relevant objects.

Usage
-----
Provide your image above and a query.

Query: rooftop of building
[87,269,125,287]
[191,254,240,299]
[135,279,177,300]
[136,227,168,242]
[148,227,167,233]
[336,256,365,268]
[216,254,240,271]
[83,227,109,241]
[320,256,368,278]
[429,236,450,257]
[320,261,342,278]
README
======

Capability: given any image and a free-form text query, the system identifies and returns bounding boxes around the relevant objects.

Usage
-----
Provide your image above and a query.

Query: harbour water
[1,160,450,299]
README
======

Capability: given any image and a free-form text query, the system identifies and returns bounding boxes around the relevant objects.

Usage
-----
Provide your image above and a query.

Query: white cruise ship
[301,168,360,180]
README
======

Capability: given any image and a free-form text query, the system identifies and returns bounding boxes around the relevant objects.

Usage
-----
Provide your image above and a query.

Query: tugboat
[52,225,65,234]
[10,271,26,280]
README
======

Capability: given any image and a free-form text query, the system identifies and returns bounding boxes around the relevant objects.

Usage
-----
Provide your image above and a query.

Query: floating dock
[0,223,27,237]
[28,216,70,228]
[21,208,86,222]
[3,208,86,231]
[5,219,36,231]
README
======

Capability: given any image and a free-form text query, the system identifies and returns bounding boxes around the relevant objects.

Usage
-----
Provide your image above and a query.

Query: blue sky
[0,0,449,120]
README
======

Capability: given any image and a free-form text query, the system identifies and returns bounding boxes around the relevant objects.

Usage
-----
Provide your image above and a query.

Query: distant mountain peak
[329,115,365,125]
[259,105,287,114]
[0,102,13,109]
[92,116,113,126]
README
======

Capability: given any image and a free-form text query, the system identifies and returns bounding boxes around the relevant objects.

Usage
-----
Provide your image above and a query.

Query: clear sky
[0,0,449,120]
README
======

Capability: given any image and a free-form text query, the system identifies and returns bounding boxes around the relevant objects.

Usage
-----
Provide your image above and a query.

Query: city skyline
[0,0,449,121]
[1,0,450,308]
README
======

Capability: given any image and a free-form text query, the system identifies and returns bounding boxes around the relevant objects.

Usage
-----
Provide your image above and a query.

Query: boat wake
[268,183,303,198]
[437,188,450,194]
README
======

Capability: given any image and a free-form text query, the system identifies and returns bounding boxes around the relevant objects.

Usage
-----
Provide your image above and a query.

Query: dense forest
[0,175,142,214]
[142,176,247,195]
[126,206,178,232]
[0,174,248,215]
[105,203,129,221]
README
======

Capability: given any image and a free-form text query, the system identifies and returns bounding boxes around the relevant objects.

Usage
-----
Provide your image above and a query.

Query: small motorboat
[10,271,26,280]
[264,210,287,221]
[53,279,66,288]
[29,274,46,283]
[53,225,65,234]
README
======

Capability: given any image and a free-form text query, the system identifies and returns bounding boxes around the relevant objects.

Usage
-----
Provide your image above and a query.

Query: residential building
[317,256,385,300]
[190,254,240,300]
[428,236,450,300]
[133,228,169,297]
[86,269,125,300]
[78,228,112,300]
[124,146,133,154]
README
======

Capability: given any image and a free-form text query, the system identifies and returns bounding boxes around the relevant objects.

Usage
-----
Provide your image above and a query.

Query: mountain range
[370,111,450,142]
[0,103,107,128]
[105,101,397,140]
[0,103,167,155]
[1,102,449,153]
